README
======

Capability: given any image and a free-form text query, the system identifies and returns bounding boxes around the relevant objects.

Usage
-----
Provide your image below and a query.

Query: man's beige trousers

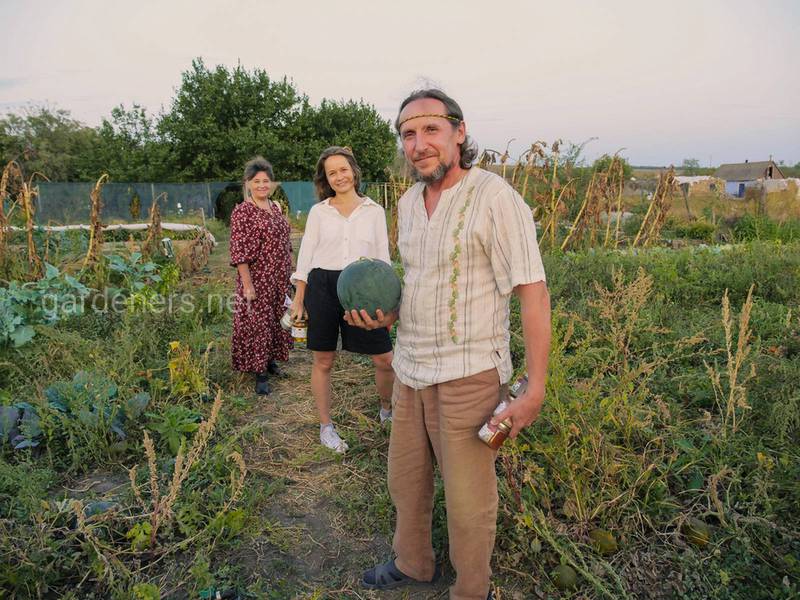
[389,368,501,600]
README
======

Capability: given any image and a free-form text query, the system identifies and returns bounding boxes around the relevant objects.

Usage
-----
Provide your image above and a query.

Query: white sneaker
[320,424,348,454]
[379,408,392,425]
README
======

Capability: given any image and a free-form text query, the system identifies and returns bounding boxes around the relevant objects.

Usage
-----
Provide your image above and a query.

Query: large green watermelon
[337,258,401,319]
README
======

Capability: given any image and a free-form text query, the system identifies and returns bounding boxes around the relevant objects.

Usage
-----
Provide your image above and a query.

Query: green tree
[0,107,97,181]
[781,161,800,178]
[1,60,398,184]
[84,104,171,181]
[157,58,396,182]
[681,157,701,176]
[157,58,309,181]
[295,99,397,181]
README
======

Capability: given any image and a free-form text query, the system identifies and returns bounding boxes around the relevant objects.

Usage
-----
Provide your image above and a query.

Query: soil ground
[202,235,463,599]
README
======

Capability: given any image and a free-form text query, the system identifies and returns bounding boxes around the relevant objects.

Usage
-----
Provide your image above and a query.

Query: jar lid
[497,420,512,433]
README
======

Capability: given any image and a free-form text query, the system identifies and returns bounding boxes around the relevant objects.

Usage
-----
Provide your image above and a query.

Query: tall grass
[497,242,800,598]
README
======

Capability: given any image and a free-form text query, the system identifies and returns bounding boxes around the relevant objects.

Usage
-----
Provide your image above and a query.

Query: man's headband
[397,113,462,128]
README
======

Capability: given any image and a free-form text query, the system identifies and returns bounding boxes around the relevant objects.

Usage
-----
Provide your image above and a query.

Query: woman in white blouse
[289,146,394,454]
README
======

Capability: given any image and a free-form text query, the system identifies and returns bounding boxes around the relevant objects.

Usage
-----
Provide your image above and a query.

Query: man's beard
[411,158,453,184]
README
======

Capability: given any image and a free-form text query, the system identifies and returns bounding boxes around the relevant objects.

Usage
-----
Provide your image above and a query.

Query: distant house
[714,160,785,198]
[674,175,725,199]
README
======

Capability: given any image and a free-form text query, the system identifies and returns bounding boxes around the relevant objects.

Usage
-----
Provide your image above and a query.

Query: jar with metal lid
[478,371,530,449]
[291,317,308,347]
[478,398,512,449]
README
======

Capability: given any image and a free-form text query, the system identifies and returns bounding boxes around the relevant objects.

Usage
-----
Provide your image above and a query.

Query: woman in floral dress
[230,156,292,395]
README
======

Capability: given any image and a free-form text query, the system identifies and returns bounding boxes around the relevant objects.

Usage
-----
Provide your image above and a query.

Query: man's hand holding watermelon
[344,307,398,331]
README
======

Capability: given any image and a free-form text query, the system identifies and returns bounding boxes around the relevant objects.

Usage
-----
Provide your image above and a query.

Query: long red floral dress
[230,200,293,373]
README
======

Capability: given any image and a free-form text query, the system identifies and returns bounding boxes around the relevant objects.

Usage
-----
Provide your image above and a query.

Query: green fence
[33,181,321,225]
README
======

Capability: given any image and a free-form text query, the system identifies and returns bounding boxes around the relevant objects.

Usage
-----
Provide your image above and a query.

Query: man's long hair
[395,89,479,169]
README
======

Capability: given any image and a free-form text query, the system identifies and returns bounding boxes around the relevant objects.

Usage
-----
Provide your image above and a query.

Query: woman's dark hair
[395,88,478,169]
[242,156,274,201]
[313,146,364,201]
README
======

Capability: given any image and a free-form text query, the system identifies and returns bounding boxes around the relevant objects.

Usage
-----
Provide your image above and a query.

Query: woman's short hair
[243,156,274,181]
[395,89,478,169]
[242,156,274,200]
[313,146,364,201]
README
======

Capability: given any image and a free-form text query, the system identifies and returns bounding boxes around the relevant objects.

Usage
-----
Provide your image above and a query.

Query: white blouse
[291,196,391,283]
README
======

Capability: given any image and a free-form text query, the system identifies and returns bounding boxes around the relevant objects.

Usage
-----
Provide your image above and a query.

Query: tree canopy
[0,59,397,183]
[681,158,701,176]
[0,107,97,181]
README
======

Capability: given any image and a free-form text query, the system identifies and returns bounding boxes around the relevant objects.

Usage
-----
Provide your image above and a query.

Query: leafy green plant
[131,582,161,599]
[0,263,90,347]
[106,252,162,296]
[733,215,800,243]
[126,521,154,551]
[124,286,161,313]
[1,371,151,469]
[673,219,717,243]
[156,261,180,295]
[147,405,201,455]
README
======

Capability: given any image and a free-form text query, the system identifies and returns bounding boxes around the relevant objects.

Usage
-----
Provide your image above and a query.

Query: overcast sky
[1,0,798,167]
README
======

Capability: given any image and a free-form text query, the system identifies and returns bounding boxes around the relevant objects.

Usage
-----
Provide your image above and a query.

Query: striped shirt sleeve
[485,186,546,295]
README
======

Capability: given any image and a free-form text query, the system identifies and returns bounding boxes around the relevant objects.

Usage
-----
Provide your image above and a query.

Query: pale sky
[1,0,798,167]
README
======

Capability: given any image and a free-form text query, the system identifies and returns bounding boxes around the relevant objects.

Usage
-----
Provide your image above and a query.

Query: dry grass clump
[0,161,24,273]
[562,153,627,250]
[175,229,213,273]
[706,284,756,436]
[633,167,676,247]
[127,390,245,548]
[142,194,164,259]
[0,160,46,278]
[481,140,578,251]
[142,199,162,257]
[20,179,43,278]
[478,140,683,250]
[366,175,412,259]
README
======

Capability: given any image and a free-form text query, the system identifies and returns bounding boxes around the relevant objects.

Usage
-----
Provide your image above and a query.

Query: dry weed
[142,194,164,258]
[83,173,109,269]
[705,284,756,436]
[0,161,24,265]
[128,391,233,548]
[633,167,676,247]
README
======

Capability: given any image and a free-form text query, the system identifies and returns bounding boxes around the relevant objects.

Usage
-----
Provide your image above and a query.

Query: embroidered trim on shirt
[448,185,475,343]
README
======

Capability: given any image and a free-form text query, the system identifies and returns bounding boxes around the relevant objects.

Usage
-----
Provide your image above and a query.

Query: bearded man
[347,89,551,600]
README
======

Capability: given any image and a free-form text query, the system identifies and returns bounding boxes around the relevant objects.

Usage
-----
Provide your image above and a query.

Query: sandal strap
[373,559,410,585]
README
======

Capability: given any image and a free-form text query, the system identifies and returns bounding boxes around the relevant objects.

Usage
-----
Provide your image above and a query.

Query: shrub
[672,219,717,243]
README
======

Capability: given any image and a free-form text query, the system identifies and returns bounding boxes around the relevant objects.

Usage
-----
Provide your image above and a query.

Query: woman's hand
[243,283,257,307]
[289,295,306,321]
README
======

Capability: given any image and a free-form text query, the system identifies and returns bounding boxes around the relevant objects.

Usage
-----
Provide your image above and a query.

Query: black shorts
[304,268,393,355]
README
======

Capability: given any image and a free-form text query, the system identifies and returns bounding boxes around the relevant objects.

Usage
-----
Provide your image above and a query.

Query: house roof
[714,161,785,181]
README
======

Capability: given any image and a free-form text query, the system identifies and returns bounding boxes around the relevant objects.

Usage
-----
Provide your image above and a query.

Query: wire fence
[30,180,410,225]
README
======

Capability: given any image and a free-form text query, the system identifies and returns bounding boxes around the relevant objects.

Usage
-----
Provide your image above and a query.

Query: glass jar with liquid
[291,317,308,347]
[478,372,529,449]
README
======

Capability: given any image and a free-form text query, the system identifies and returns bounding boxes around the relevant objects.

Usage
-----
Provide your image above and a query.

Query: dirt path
[213,235,453,598]
[228,351,449,598]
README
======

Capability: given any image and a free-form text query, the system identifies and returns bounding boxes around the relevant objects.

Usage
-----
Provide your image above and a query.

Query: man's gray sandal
[361,559,440,590]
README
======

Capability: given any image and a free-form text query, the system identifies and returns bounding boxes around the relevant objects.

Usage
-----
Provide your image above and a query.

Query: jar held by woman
[230,156,292,394]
